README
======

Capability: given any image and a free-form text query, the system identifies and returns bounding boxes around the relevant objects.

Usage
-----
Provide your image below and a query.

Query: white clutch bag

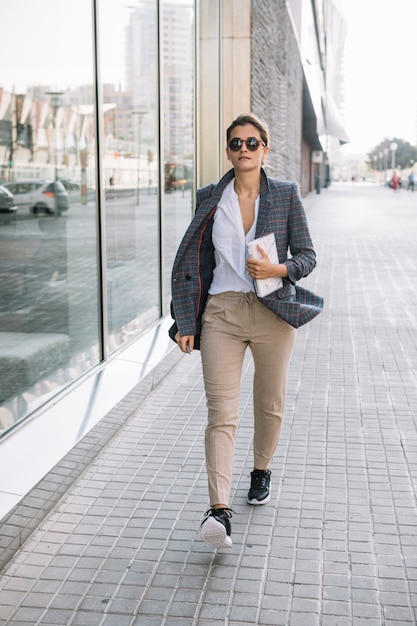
[247,232,283,297]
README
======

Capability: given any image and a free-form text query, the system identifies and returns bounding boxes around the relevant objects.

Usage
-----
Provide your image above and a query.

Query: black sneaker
[247,469,271,505]
[200,507,233,549]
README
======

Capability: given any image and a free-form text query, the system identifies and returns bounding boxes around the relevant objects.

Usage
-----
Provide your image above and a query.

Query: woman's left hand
[246,245,287,279]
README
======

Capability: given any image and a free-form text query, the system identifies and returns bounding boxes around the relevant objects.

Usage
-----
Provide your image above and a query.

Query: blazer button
[186,274,192,280]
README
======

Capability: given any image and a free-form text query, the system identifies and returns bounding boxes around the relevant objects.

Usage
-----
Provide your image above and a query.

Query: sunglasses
[227,137,266,152]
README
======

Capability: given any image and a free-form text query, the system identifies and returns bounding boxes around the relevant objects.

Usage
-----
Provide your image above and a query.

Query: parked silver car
[0,185,17,218]
[3,179,69,215]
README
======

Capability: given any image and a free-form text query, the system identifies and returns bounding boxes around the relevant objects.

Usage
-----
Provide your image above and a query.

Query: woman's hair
[226,113,270,147]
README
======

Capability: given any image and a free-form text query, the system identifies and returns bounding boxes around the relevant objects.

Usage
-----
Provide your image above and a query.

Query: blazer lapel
[255,169,273,237]
[198,168,235,213]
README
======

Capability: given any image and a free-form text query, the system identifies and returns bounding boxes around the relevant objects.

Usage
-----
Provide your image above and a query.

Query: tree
[367,138,417,171]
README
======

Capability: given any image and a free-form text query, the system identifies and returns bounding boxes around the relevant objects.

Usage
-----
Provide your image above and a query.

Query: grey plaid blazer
[169,168,323,348]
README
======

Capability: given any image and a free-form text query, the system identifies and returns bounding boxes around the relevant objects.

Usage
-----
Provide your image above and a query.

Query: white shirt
[209,179,260,294]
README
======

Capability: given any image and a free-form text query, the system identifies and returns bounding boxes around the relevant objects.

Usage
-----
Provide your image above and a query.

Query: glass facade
[101,0,161,350]
[0,0,195,437]
[161,0,195,306]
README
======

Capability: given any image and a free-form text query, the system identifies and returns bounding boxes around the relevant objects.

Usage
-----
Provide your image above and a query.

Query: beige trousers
[200,291,296,506]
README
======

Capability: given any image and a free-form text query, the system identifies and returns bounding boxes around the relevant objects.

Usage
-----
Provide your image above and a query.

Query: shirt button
[186,274,192,280]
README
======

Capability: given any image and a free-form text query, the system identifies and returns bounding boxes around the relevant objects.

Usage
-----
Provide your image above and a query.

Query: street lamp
[390,142,398,170]
[45,91,63,180]
[384,148,389,184]
[46,91,64,214]
[131,110,147,206]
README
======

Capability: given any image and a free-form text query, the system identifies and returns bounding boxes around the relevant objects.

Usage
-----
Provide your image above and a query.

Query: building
[0,0,347,516]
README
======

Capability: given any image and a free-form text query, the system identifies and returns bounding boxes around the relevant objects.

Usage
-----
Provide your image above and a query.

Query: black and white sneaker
[247,469,271,505]
[200,507,233,549]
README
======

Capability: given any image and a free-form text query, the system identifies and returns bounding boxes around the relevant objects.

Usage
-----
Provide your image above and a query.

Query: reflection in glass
[0,0,197,438]
[162,0,195,312]
[0,0,100,435]
[100,0,160,349]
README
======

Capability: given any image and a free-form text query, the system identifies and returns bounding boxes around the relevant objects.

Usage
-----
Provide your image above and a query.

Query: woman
[169,113,323,549]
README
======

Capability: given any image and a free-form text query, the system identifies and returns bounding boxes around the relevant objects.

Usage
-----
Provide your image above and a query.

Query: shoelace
[253,473,269,489]
[203,507,234,520]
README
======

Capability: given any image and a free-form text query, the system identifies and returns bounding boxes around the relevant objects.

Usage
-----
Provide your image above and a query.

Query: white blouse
[209,179,260,295]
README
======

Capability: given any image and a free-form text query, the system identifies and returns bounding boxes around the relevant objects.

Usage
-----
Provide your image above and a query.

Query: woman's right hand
[175,332,195,354]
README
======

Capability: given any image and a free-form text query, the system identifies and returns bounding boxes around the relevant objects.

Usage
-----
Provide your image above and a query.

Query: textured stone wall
[250,0,303,183]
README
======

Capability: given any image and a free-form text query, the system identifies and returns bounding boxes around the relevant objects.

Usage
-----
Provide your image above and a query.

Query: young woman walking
[170,113,323,549]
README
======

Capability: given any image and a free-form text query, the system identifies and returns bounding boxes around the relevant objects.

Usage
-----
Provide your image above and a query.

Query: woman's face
[226,123,269,173]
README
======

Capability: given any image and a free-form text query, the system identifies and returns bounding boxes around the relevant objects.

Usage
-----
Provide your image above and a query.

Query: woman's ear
[262,146,269,165]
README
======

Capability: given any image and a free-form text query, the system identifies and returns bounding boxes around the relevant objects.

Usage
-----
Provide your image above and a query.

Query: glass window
[0,0,197,438]
[161,0,195,312]
[0,1,100,435]
[99,0,160,350]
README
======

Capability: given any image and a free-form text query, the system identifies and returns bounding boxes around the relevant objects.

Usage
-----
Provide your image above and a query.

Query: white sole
[200,516,232,549]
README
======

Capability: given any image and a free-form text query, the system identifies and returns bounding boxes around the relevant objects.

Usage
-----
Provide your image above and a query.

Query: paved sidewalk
[0,182,416,625]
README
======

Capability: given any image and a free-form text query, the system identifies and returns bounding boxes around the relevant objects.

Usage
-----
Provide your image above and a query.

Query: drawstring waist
[235,291,256,311]
[208,290,257,312]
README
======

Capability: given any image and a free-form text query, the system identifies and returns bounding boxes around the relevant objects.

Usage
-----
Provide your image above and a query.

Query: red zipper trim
[196,207,216,321]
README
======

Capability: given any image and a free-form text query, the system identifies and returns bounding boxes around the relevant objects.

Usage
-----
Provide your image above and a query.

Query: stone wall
[250,0,304,183]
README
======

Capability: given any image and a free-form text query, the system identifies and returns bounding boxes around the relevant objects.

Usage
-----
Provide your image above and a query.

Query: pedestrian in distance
[391,170,400,191]
[407,172,414,191]
[169,113,323,550]
[108,174,115,198]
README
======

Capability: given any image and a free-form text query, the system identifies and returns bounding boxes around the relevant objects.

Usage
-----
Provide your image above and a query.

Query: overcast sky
[342,0,417,155]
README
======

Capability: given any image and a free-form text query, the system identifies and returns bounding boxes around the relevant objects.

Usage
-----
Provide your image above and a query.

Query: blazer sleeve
[283,183,317,284]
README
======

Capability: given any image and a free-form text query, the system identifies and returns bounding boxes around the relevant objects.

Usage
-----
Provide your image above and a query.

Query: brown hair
[226,113,269,146]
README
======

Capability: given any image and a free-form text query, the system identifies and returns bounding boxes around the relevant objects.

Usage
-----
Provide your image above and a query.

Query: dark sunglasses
[227,137,266,152]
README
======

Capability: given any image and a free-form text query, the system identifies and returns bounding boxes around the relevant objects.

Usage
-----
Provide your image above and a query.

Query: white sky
[342,0,417,155]
[0,0,187,93]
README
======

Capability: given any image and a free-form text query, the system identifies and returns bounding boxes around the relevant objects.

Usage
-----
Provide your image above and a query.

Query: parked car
[59,178,80,199]
[3,179,69,215]
[59,178,96,203]
[0,185,18,218]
